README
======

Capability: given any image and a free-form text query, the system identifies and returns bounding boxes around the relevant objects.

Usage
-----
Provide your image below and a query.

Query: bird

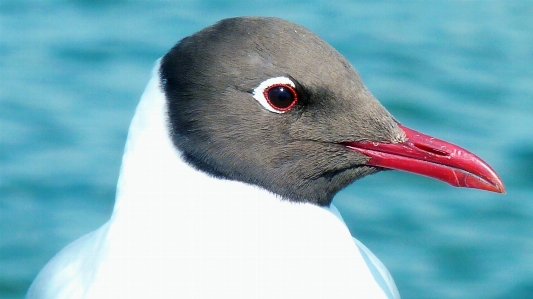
[26,17,504,299]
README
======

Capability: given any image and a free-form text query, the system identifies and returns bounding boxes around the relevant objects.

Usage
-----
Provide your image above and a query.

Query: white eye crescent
[253,77,298,113]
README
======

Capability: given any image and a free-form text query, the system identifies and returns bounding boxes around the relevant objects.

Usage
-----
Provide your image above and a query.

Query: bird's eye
[252,77,298,113]
[264,84,298,111]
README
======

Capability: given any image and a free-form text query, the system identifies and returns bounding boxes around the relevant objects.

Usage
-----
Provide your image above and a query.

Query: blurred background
[1,1,532,298]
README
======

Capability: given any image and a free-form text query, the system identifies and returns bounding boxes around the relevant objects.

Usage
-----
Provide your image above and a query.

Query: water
[1,1,532,298]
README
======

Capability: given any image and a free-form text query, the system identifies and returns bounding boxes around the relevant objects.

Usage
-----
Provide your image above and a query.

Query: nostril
[413,143,450,156]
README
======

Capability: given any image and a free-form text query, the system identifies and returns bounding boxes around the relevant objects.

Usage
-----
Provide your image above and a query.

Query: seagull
[27,17,504,299]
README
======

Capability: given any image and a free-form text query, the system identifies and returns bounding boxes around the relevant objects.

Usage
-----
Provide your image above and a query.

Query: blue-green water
[1,1,532,298]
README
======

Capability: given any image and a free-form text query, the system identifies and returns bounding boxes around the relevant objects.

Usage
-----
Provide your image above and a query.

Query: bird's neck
[112,61,178,218]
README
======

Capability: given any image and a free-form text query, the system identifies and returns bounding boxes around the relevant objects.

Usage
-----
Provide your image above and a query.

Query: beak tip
[495,181,506,194]
[464,169,505,194]
[482,166,506,194]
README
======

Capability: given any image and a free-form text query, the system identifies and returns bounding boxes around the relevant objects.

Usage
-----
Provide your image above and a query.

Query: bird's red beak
[344,124,505,193]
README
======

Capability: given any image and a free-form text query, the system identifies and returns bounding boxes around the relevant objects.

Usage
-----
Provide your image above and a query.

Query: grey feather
[160,17,404,206]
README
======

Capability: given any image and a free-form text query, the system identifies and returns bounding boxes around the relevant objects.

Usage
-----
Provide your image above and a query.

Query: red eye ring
[263,84,298,112]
